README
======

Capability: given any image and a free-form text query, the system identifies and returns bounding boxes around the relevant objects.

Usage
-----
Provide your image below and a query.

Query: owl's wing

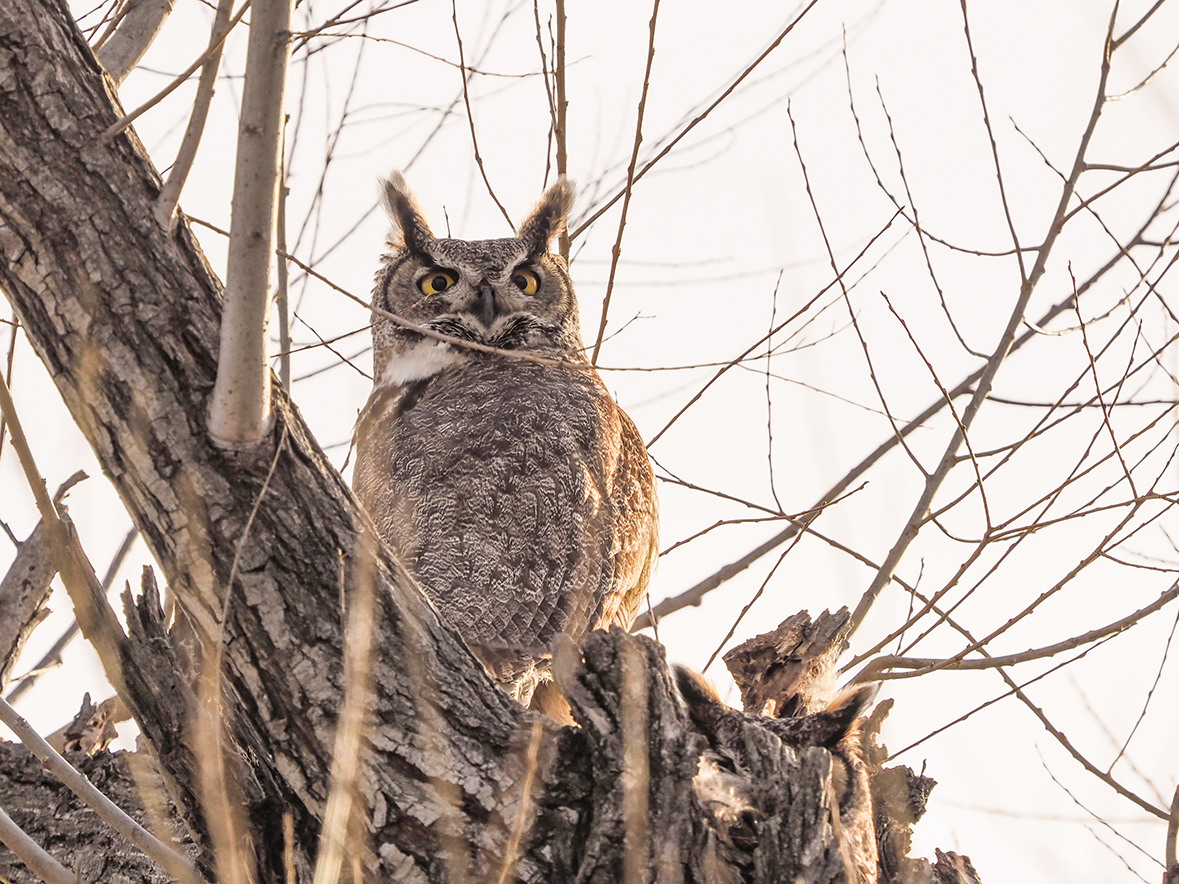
[583,406,659,636]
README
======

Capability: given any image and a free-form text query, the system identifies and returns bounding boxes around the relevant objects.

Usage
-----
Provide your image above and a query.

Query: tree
[2,0,1179,881]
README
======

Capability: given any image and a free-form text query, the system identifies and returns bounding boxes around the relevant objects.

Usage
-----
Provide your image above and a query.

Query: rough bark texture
[0,474,85,693]
[0,1,972,881]
[724,608,852,718]
[0,524,55,694]
[0,741,183,884]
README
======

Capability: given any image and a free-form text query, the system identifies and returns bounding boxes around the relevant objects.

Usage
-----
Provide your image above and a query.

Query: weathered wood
[0,0,549,878]
[0,741,186,884]
[724,608,852,717]
[0,474,87,693]
[0,525,55,694]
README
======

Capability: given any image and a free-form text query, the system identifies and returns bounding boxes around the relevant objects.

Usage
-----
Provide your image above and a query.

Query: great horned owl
[353,173,659,708]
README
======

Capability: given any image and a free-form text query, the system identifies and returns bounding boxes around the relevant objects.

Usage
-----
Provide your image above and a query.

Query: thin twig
[493,720,545,884]
[156,0,235,226]
[645,238,1141,626]
[0,372,128,694]
[878,579,1170,821]
[103,1,250,141]
[311,527,379,884]
[0,315,17,466]
[276,129,292,390]
[1108,597,1179,772]
[569,0,822,241]
[1036,750,1161,874]
[277,247,586,368]
[5,523,139,704]
[1071,265,1138,496]
[646,207,904,448]
[879,290,991,529]
[853,576,1179,682]
[1166,785,1179,878]
[589,0,660,364]
[554,0,569,260]
[450,0,512,228]
[530,1,555,186]
[846,1,1121,636]
[873,77,985,357]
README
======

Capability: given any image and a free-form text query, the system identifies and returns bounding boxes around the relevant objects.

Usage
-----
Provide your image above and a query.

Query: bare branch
[5,523,138,704]
[96,0,174,85]
[589,0,660,364]
[554,0,569,260]
[450,0,512,228]
[1166,785,1179,882]
[207,0,293,449]
[102,1,250,141]
[0,472,88,694]
[847,2,1121,635]
[853,577,1179,681]
[0,372,128,686]
[155,0,235,226]
[569,0,822,241]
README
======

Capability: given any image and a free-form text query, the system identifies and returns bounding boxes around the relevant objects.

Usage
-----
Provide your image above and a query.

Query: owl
[353,173,659,710]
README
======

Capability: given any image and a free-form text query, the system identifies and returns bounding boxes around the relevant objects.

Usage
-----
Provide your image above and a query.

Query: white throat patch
[379,340,468,387]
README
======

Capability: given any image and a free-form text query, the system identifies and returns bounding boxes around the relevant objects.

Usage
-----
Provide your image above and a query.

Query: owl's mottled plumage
[353,174,658,706]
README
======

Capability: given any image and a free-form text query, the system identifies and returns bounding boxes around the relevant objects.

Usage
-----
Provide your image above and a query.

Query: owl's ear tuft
[517,176,574,256]
[381,172,434,252]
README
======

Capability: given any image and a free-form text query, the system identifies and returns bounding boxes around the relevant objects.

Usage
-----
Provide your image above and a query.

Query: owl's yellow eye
[511,267,540,295]
[418,269,458,295]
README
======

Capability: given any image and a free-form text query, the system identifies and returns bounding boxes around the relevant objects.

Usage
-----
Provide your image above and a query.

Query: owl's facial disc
[412,245,542,336]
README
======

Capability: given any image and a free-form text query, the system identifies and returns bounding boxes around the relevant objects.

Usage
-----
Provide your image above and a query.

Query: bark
[0,474,86,693]
[0,741,185,884]
[0,525,55,694]
[724,608,853,717]
[0,0,545,878]
[0,1,971,881]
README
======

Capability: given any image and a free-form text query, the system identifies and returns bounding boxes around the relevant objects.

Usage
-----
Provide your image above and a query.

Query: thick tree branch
[206,0,292,448]
[0,802,76,884]
[0,695,205,884]
[0,1,545,878]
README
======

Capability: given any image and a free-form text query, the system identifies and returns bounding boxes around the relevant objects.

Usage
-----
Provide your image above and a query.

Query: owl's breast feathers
[353,354,658,692]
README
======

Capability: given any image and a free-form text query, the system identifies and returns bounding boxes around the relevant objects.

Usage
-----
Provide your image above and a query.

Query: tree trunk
[0,1,960,881]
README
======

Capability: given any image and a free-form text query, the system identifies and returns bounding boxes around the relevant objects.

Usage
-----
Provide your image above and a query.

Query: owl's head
[370,173,582,386]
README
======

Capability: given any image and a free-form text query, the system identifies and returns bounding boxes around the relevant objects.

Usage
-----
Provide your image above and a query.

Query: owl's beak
[479,281,497,328]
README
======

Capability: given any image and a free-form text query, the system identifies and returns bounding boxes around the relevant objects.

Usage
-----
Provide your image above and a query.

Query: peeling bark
[0,525,55,694]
